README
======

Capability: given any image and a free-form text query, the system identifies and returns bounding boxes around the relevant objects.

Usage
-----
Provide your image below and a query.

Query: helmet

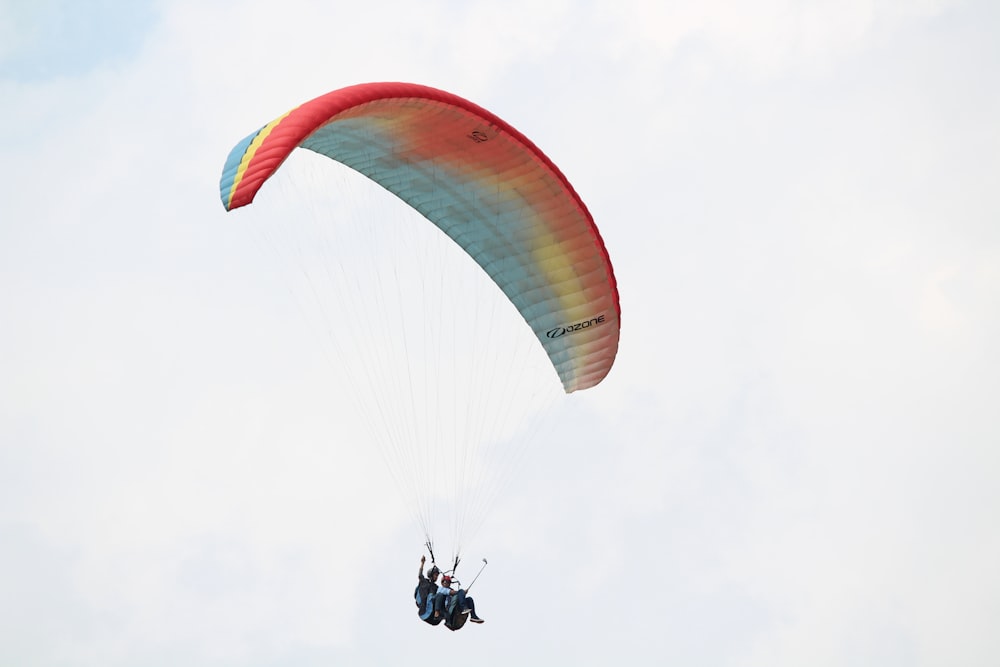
[441,575,452,586]
[427,565,440,579]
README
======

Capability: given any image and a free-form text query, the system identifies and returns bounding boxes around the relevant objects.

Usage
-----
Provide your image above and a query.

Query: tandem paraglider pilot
[415,555,444,625]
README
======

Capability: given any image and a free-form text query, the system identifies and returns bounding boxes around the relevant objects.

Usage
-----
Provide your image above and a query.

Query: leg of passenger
[465,595,481,620]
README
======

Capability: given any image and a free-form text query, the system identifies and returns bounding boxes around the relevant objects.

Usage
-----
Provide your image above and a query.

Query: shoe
[470,617,485,624]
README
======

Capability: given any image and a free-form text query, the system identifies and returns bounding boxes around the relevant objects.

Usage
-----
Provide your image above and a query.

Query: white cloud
[592,0,960,79]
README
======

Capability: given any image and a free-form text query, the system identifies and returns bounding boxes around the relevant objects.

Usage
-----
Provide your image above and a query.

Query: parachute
[219,82,619,564]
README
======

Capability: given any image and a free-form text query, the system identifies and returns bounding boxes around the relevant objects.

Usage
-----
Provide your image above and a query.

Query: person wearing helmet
[415,555,444,625]
[438,573,485,627]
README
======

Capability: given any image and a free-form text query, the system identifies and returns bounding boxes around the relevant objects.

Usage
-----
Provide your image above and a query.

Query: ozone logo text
[546,314,607,339]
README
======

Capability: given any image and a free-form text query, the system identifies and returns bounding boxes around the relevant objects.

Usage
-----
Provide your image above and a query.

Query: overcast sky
[2,1,998,665]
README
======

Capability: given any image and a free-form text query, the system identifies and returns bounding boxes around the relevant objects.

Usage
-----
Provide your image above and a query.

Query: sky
[1,0,998,665]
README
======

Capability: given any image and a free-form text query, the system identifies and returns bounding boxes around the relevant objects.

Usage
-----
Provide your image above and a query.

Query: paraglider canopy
[220,82,620,393]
